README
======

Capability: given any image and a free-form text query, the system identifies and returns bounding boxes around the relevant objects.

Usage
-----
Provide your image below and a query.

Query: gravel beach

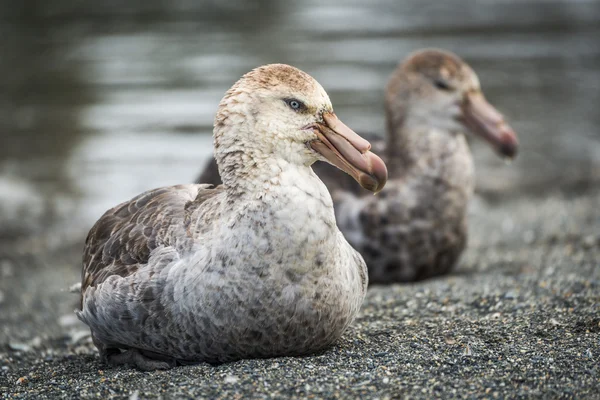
[1,187,598,399]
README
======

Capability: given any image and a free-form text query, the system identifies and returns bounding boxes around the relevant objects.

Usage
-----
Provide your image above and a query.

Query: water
[1,0,599,237]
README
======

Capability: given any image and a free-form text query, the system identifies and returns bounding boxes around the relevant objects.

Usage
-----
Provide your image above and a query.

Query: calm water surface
[1,0,599,237]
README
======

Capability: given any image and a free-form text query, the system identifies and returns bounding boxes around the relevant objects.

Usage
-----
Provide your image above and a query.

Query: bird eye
[284,98,306,111]
[433,79,452,91]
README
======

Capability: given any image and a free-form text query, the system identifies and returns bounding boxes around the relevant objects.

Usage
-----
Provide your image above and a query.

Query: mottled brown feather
[81,184,223,307]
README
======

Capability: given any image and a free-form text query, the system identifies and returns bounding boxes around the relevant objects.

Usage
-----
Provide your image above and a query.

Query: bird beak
[308,112,388,193]
[461,91,518,159]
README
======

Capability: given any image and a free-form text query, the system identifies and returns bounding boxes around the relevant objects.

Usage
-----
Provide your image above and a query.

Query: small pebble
[69,330,91,344]
[463,344,473,357]
[59,314,80,328]
[503,291,517,300]
[585,349,593,359]
[8,342,30,352]
[30,336,42,348]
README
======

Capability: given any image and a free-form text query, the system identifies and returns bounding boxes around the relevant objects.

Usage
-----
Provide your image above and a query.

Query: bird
[76,64,388,370]
[197,49,518,283]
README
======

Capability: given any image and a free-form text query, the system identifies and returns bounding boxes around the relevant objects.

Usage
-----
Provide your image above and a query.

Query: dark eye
[284,98,306,111]
[433,79,452,91]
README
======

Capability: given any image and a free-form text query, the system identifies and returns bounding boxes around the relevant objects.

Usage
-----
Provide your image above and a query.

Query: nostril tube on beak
[322,113,371,153]
[309,113,387,193]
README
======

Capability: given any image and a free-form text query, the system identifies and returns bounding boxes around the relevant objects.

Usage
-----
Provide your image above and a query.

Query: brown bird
[77,64,387,370]
[198,49,518,283]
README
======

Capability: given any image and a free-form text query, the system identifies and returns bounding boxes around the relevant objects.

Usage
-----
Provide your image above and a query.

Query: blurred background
[0,0,599,342]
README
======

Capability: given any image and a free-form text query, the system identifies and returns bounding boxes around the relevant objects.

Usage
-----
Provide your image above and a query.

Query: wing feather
[81,183,222,306]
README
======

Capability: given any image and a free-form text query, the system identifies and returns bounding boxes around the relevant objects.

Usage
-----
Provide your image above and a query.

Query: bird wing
[80,183,223,305]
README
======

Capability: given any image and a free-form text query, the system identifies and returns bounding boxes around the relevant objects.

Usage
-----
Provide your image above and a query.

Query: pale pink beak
[308,112,388,193]
[461,92,519,159]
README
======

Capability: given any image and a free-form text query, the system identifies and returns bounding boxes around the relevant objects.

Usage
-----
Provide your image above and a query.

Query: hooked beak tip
[358,152,388,193]
[498,128,518,159]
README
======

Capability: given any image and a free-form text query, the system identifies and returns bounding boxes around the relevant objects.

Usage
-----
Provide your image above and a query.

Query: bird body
[78,64,387,369]
[333,126,475,282]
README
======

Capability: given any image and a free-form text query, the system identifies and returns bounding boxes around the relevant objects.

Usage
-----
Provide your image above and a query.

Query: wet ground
[1,0,599,398]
